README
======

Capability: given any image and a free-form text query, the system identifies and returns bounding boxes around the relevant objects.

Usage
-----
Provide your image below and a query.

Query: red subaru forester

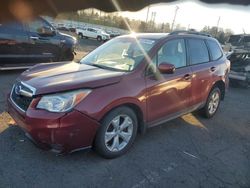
[8,32,230,158]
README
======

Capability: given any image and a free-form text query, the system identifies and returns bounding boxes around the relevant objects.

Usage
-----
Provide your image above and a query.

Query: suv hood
[19,62,125,95]
[59,32,77,44]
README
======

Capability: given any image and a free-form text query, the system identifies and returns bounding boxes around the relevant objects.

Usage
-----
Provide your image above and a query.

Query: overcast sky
[120,0,250,34]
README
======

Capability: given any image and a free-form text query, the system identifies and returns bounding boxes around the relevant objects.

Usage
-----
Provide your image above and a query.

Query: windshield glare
[80,37,156,71]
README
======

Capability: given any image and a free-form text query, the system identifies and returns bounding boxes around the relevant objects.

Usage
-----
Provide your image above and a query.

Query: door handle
[183,74,192,80]
[30,36,39,40]
[210,67,216,72]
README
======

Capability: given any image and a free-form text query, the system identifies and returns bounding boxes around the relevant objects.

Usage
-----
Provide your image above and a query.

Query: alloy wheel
[104,115,133,152]
[208,91,220,115]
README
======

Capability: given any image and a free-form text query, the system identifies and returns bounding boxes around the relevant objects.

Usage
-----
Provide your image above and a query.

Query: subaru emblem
[15,85,22,95]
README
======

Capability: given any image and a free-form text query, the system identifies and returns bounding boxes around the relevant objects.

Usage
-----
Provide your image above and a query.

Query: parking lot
[0,38,250,188]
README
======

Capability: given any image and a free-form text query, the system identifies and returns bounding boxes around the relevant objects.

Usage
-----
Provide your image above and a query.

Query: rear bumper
[229,71,247,81]
[7,98,100,153]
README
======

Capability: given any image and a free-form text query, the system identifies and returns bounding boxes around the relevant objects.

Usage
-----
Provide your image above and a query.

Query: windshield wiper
[91,63,129,72]
[91,64,110,69]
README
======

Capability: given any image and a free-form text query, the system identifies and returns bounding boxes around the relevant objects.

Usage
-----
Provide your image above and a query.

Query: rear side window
[188,39,209,65]
[206,40,223,61]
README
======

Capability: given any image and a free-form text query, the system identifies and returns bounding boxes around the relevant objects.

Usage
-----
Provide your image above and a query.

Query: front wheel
[97,36,102,42]
[94,107,138,159]
[200,87,221,118]
[60,50,74,61]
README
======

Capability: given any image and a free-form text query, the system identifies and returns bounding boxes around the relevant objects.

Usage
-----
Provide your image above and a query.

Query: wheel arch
[59,47,74,61]
[212,80,226,100]
[100,102,146,135]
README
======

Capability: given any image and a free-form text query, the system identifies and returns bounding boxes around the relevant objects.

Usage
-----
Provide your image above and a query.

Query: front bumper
[102,35,110,40]
[7,98,100,154]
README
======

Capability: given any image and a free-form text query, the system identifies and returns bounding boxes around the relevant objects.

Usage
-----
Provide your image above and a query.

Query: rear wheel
[97,36,102,42]
[78,33,83,39]
[94,107,138,159]
[200,87,221,118]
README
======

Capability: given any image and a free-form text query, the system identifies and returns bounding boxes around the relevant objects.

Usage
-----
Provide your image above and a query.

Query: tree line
[57,10,234,44]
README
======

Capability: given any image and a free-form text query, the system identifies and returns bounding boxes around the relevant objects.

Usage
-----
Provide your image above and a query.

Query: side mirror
[158,62,175,74]
[37,27,55,36]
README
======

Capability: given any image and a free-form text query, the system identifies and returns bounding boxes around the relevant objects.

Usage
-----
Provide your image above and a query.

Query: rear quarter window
[207,40,223,61]
[187,39,209,65]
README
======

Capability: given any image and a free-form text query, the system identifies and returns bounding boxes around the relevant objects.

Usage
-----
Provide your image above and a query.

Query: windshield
[101,31,108,34]
[80,37,156,71]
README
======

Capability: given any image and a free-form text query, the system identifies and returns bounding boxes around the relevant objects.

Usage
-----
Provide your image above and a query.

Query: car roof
[119,32,214,41]
[118,33,169,40]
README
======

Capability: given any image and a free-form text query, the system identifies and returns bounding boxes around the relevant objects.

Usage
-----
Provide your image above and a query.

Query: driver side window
[154,39,187,69]
[28,18,53,34]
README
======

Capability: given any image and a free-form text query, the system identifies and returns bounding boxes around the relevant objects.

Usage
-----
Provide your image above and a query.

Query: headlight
[37,89,91,112]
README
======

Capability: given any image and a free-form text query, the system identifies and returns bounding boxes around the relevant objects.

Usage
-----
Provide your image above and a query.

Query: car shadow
[0,110,211,162]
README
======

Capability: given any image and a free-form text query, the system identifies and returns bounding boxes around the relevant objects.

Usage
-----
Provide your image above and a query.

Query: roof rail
[169,30,212,37]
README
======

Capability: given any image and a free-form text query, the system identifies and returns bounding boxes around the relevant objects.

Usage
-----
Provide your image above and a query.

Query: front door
[87,28,97,38]
[26,18,61,63]
[146,39,192,125]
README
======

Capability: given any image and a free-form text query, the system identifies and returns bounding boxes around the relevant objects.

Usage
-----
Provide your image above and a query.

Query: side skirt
[146,102,205,128]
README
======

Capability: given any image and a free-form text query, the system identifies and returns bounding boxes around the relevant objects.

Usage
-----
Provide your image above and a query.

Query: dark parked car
[69,27,76,33]
[8,32,230,158]
[0,17,77,70]
[56,26,70,32]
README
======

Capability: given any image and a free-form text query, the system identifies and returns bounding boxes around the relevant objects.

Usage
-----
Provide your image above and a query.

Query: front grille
[11,82,34,112]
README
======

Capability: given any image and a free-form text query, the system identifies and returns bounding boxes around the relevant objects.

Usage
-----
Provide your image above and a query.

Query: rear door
[187,38,218,106]
[0,22,30,67]
[26,18,61,63]
[146,39,193,124]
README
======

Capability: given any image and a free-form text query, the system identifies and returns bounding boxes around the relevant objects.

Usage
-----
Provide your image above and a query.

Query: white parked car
[76,27,110,42]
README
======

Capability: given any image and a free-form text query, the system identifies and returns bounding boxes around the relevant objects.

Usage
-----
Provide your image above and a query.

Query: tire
[94,106,138,159]
[78,33,83,39]
[200,87,221,118]
[61,50,74,61]
[97,36,102,42]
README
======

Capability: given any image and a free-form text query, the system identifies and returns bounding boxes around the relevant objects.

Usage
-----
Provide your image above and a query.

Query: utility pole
[145,6,150,23]
[149,11,156,31]
[171,6,179,32]
[243,28,246,34]
[216,16,221,37]
[152,12,156,31]
[216,16,221,28]
[145,6,150,31]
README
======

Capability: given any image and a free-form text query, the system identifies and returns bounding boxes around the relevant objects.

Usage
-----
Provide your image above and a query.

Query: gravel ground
[0,38,250,188]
